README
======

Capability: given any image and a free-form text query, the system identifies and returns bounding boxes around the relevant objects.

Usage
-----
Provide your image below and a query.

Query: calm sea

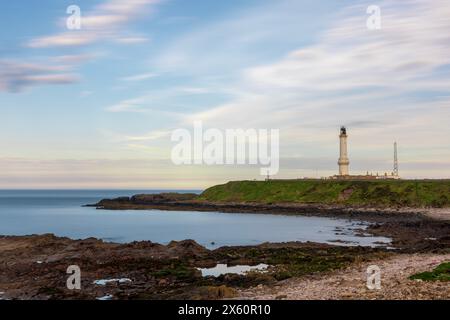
[0,190,390,248]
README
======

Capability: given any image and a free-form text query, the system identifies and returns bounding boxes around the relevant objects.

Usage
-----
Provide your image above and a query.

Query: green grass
[198,179,450,208]
[409,262,450,282]
[212,246,389,282]
[151,260,199,280]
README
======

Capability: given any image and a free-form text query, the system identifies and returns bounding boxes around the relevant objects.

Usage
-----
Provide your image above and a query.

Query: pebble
[236,254,450,300]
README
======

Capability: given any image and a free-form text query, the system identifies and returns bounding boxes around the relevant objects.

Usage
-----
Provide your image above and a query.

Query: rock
[206,285,237,299]
[167,240,209,257]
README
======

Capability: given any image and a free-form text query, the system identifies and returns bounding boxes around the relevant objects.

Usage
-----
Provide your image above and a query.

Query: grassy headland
[199,179,450,208]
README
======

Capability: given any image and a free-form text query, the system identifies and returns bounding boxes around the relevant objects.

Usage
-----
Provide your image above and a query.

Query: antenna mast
[393,142,399,177]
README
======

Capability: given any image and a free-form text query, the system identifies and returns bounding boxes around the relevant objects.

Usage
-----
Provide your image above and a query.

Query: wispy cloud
[52,54,96,64]
[0,59,80,92]
[179,87,210,94]
[106,97,146,113]
[28,0,162,48]
[125,130,171,141]
[114,36,150,44]
[28,33,97,48]
[105,86,213,113]
[177,0,450,174]
[2,0,162,92]
[80,90,94,97]
[186,1,450,125]
[105,95,182,114]
[152,0,318,75]
[120,72,158,82]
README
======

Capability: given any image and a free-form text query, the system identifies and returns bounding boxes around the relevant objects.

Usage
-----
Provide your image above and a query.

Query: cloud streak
[28,0,161,48]
[187,2,450,125]
[2,0,162,92]
[0,59,80,92]
[176,0,450,176]
[120,72,158,82]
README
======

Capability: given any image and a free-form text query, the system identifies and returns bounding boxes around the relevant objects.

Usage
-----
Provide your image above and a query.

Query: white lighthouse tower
[338,126,350,176]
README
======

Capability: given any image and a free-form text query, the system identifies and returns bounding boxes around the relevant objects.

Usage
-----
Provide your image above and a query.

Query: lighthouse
[338,126,349,176]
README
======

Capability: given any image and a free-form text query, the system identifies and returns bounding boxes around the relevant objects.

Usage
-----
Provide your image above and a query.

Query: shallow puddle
[198,263,269,277]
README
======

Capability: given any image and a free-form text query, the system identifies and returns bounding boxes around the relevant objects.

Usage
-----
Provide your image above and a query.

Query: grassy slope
[409,262,450,282]
[199,180,450,208]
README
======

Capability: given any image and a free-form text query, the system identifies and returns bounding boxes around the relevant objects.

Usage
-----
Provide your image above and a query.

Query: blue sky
[1,0,449,188]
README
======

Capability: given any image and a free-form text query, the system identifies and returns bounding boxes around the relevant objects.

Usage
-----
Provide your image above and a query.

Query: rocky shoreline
[88,193,450,252]
[0,234,391,300]
[1,193,448,300]
[0,227,448,300]
[88,193,450,222]
[237,253,450,300]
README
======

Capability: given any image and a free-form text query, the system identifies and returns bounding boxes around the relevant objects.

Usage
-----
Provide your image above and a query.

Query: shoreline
[88,193,450,223]
[237,253,450,300]
[87,194,450,252]
[0,232,448,300]
[1,193,448,300]
[0,234,386,300]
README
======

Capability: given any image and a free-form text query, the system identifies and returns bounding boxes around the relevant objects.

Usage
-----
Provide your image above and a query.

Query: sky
[0,0,449,189]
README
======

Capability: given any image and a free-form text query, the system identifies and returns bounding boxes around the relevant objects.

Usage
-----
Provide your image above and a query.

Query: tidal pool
[198,264,269,277]
[0,190,391,248]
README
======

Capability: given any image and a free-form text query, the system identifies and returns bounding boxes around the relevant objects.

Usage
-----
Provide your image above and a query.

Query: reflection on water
[198,264,269,277]
[0,190,391,249]
[93,278,132,286]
